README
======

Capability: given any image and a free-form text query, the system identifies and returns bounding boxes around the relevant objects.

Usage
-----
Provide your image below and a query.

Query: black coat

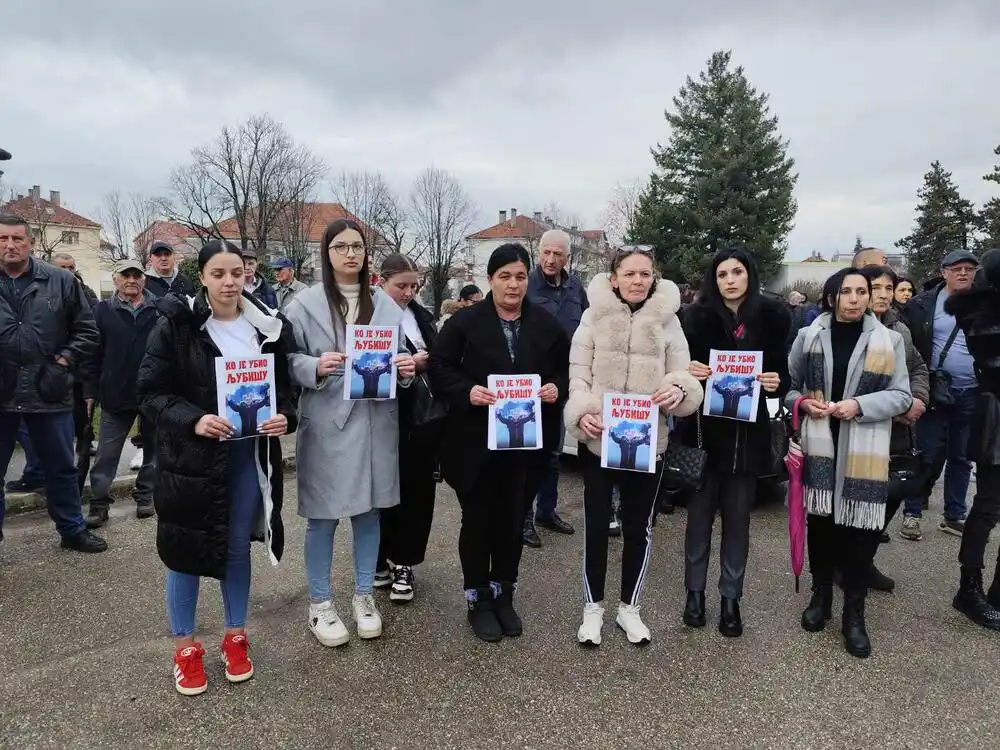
[398,301,442,439]
[0,259,99,413]
[679,296,791,476]
[84,294,161,412]
[901,283,944,365]
[136,291,299,580]
[428,295,569,496]
[144,270,195,299]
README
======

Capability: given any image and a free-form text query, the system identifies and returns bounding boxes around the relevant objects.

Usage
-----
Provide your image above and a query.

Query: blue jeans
[534,423,565,519]
[905,387,977,521]
[0,411,85,539]
[305,509,380,601]
[18,420,44,484]
[166,440,260,638]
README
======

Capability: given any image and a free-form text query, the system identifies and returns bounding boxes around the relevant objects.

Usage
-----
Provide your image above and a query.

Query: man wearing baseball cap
[83,258,161,528]
[900,249,980,539]
[270,256,306,312]
[144,242,194,299]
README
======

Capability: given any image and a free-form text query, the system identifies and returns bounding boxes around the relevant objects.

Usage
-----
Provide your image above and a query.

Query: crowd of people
[1,211,998,696]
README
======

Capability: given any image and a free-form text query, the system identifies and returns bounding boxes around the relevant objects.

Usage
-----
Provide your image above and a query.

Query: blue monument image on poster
[225,384,272,437]
[350,351,393,399]
[606,419,653,472]
[709,374,756,421]
[494,399,538,449]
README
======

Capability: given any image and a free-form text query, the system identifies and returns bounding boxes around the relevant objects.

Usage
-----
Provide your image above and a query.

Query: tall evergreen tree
[629,50,798,285]
[976,144,1000,250]
[853,235,864,254]
[895,161,976,283]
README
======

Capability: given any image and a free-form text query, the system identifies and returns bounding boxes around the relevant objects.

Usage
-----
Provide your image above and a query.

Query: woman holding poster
[283,219,415,649]
[375,253,445,603]
[563,247,702,647]
[429,243,569,643]
[679,247,790,638]
[786,268,911,658]
[137,240,298,695]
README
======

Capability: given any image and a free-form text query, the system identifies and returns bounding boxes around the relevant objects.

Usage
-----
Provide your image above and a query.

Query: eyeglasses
[331,242,365,256]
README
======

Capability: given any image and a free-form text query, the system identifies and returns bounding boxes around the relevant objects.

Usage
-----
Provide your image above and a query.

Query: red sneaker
[221,632,254,683]
[173,643,208,696]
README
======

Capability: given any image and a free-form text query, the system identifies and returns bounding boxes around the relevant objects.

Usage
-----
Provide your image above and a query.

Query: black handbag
[662,412,708,493]
[929,324,960,409]
[761,404,791,481]
[888,428,922,503]
[410,372,447,428]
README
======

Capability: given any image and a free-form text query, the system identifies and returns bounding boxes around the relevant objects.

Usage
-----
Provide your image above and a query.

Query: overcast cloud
[3,0,999,257]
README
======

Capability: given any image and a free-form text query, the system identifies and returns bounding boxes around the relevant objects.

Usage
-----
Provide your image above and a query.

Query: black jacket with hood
[136,290,298,579]
[144,242,195,298]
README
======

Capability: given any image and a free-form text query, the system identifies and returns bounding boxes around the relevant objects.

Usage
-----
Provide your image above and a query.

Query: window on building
[61,231,80,245]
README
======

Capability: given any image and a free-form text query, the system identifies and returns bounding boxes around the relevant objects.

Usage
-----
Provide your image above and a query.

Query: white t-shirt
[205,314,260,358]
[401,307,425,350]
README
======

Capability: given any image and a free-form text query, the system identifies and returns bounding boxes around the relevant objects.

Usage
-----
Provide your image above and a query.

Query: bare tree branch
[600,178,644,247]
[275,196,320,280]
[98,189,169,267]
[331,169,408,264]
[168,114,326,252]
[409,167,477,316]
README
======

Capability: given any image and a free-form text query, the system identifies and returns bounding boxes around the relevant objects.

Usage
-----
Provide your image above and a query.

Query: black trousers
[379,430,439,567]
[807,513,881,595]
[959,463,1000,571]
[684,472,756,599]
[456,454,527,590]
[580,445,661,606]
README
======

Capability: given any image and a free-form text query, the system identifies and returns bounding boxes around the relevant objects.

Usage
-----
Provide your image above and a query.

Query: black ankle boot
[988,570,1000,611]
[842,592,872,658]
[682,590,706,628]
[493,582,522,637]
[868,563,895,593]
[467,588,502,642]
[718,597,743,637]
[953,566,1000,631]
[85,502,110,529]
[801,580,833,632]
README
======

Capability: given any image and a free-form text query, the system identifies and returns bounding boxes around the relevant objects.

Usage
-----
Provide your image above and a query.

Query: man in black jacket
[144,241,194,298]
[241,249,278,309]
[83,260,160,528]
[901,249,979,535]
[0,216,105,551]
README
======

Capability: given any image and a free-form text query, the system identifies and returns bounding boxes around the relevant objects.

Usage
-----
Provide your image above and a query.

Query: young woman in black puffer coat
[679,247,790,638]
[137,240,298,696]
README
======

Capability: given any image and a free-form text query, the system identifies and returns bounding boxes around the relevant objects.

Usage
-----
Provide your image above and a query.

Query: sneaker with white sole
[616,602,651,645]
[353,594,383,639]
[578,602,605,646]
[173,643,208,696]
[899,516,923,541]
[129,448,144,471]
[374,568,393,589]
[308,601,350,647]
[389,565,414,603]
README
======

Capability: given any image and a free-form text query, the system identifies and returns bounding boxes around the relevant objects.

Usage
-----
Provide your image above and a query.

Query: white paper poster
[214,353,277,440]
[703,349,763,422]
[487,374,542,450]
[600,393,658,473]
[344,325,398,400]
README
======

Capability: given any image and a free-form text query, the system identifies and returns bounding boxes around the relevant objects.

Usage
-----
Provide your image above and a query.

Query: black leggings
[959,463,1000,570]
[807,513,881,595]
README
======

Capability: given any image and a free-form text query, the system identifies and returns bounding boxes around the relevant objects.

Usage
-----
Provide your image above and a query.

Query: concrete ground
[0,461,997,750]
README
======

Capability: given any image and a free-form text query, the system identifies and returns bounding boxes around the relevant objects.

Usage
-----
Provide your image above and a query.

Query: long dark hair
[820,267,872,314]
[698,246,761,326]
[319,218,374,325]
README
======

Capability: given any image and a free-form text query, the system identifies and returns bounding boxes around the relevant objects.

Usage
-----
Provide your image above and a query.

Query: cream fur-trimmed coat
[564,273,703,456]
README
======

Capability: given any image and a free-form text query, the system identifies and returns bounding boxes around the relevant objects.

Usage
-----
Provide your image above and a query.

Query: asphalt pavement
[1,461,997,749]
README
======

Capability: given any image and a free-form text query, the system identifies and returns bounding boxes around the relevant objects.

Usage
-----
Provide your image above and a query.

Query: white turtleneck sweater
[340,283,361,325]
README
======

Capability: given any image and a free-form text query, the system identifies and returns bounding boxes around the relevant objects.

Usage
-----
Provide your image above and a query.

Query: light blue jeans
[166,439,260,638]
[305,509,381,601]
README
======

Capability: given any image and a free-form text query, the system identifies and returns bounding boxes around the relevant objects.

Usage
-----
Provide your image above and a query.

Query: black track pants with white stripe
[580,445,661,606]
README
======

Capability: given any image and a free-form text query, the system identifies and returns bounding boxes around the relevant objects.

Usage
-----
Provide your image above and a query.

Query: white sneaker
[308,601,350,647]
[129,448,144,471]
[353,594,383,639]
[577,602,605,646]
[616,603,651,645]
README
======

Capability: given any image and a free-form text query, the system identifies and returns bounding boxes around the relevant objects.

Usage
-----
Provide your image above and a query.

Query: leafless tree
[331,169,408,263]
[18,196,75,262]
[168,114,326,251]
[98,189,169,268]
[409,167,477,316]
[600,178,644,247]
[275,196,320,280]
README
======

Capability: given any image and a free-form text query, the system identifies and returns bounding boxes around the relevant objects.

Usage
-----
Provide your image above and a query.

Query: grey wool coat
[284,284,410,520]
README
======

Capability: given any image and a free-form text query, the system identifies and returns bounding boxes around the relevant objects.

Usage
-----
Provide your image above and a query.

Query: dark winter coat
[136,291,298,580]
[0,258,99,413]
[144,269,195,299]
[679,296,791,476]
[428,295,569,497]
[247,275,278,310]
[901,283,945,365]
[399,301,443,441]
[880,308,930,455]
[526,266,589,339]
[85,292,161,413]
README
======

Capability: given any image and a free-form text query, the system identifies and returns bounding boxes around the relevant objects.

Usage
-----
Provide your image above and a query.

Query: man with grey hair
[522,228,589,546]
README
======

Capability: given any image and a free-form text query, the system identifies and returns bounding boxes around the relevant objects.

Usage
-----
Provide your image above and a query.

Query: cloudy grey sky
[3,0,998,257]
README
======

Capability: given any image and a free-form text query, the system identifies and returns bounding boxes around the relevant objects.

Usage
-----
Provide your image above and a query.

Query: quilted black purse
[662,412,708,493]
[888,428,922,503]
